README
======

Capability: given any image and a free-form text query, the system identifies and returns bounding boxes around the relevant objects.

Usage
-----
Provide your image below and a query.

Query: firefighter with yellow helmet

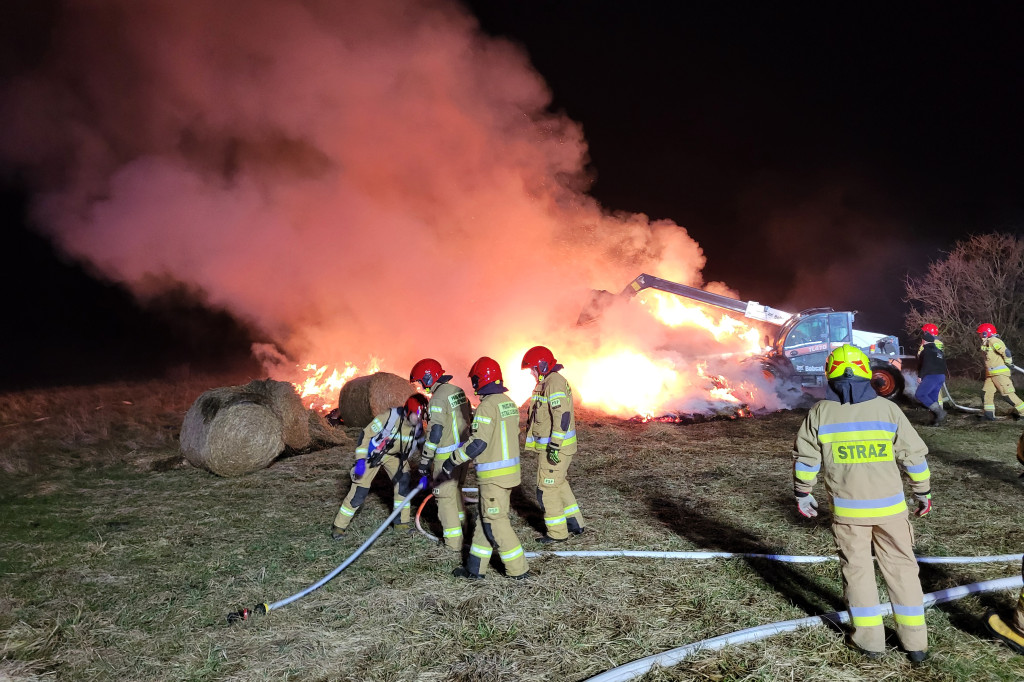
[977,323,1024,420]
[522,345,585,543]
[792,344,932,663]
[330,394,426,538]
[410,358,472,552]
[443,357,530,580]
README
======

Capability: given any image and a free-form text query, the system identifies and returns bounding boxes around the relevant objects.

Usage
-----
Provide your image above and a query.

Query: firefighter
[986,558,1024,654]
[793,344,932,663]
[330,394,426,538]
[915,323,948,425]
[410,358,472,552]
[521,345,585,543]
[443,357,530,580]
[977,323,1024,420]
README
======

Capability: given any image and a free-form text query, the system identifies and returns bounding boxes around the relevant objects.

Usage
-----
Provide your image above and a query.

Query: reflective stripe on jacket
[792,397,930,525]
[453,393,521,487]
[982,337,1013,376]
[424,382,471,459]
[526,371,578,455]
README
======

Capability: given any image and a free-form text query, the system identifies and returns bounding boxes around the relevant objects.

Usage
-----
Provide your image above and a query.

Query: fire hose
[226,475,429,624]
[584,574,1024,682]
[941,383,982,413]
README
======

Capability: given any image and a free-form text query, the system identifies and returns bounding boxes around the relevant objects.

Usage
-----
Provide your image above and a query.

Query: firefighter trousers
[465,482,528,578]
[431,456,468,550]
[536,452,584,540]
[333,455,412,530]
[833,518,927,653]
[983,375,1024,415]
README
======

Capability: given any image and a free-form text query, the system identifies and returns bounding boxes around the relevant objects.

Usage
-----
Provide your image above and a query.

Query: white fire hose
[584,573,1024,682]
[942,383,982,413]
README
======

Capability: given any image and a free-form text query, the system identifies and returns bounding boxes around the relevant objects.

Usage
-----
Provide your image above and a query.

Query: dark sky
[2,1,1023,390]
[465,1,1024,317]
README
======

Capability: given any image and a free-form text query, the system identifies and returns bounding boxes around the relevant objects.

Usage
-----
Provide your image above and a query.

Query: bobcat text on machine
[581,273,907,400]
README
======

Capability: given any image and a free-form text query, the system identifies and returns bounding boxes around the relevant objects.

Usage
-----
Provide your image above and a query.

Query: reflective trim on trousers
[338,505,355,518]
[500,545,524,562]
[564,504,580,516]
[892,603,926,627]
[470,543,492,559]
[849,605,884,627]
[443,527,463,538]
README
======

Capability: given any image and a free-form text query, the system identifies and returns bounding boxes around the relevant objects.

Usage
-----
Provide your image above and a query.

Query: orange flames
[289,288,776,419]
[293,359,380,412]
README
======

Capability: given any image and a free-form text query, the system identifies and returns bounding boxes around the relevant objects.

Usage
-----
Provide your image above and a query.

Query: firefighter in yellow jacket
[330,395,426,538]
[410,358,472,551]
[443,357,530,580]
[977,323,1024,420]
[522,345,585,543]
[793,344,932,663]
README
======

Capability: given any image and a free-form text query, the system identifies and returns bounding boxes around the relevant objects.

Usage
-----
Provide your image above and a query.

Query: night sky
[2,1,1023,390]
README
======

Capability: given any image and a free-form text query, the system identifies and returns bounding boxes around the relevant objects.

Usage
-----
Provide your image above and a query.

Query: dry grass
[2,377,1024,681]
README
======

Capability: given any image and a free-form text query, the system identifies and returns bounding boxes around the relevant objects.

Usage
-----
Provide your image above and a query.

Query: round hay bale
[241,379,312,450]
[180,386,285,477]
[336,372,415,427]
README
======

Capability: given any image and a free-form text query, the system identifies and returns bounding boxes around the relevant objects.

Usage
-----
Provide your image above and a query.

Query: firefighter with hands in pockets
[792,344,933,664]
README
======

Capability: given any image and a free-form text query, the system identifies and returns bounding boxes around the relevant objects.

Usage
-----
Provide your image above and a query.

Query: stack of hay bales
[336,372,415,427]
[180,379,312,477]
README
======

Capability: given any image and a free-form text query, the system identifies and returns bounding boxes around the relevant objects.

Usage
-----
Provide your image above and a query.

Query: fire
[640,290,763,352]
[293,359,381,412]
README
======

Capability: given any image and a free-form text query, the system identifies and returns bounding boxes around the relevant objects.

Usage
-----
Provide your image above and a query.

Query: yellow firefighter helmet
[826,344,872,380]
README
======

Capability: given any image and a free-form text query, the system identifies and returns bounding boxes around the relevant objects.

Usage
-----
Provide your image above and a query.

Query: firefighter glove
[914,492,932,517]
[546,445,560,465]
[795,492,818,518]
[440,457,457,478]
[352,458,366,481]
[418,459,430,477]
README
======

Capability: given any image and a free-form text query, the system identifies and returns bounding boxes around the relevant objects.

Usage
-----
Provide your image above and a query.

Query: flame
[293,358,381,412]
[286,289,779,420]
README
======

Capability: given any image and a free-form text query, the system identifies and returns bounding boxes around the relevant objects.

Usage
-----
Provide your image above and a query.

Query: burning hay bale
[336,372,415,427]
[180,385,286,477]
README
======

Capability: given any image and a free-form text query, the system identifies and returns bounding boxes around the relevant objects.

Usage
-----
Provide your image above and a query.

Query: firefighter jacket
[916,339,947,377]
[423,378,472,463]
[981,336,1013,377]
[793,391,930,526]
[525,368,578,456]
[356,408,419,466]
[449,388,521,487]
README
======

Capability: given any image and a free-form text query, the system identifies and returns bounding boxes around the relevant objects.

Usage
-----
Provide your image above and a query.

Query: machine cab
[774,310,854,391]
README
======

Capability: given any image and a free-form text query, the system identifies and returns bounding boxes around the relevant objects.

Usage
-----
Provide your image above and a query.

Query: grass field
[3,374,1024,681]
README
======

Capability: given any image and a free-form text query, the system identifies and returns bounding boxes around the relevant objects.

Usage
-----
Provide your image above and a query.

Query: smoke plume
[2,0,779,414]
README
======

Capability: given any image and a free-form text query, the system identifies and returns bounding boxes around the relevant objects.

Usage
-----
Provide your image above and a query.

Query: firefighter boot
[986,611,1024,654]
[984,410,998,421]
[927,402,946,425]
[330,526,345,540]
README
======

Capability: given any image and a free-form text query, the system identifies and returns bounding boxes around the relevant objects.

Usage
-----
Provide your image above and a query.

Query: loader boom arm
[623,274,793,325]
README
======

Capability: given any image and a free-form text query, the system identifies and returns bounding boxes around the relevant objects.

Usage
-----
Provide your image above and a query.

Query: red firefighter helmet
[468,356,502,391]
[410,358,444,388]
[404,393,428,418]
[521,346,557,375]
[977,323,997,338]
[921,323,939,336]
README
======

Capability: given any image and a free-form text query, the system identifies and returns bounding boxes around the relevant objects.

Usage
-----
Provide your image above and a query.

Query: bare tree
[905,233,1024,363]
